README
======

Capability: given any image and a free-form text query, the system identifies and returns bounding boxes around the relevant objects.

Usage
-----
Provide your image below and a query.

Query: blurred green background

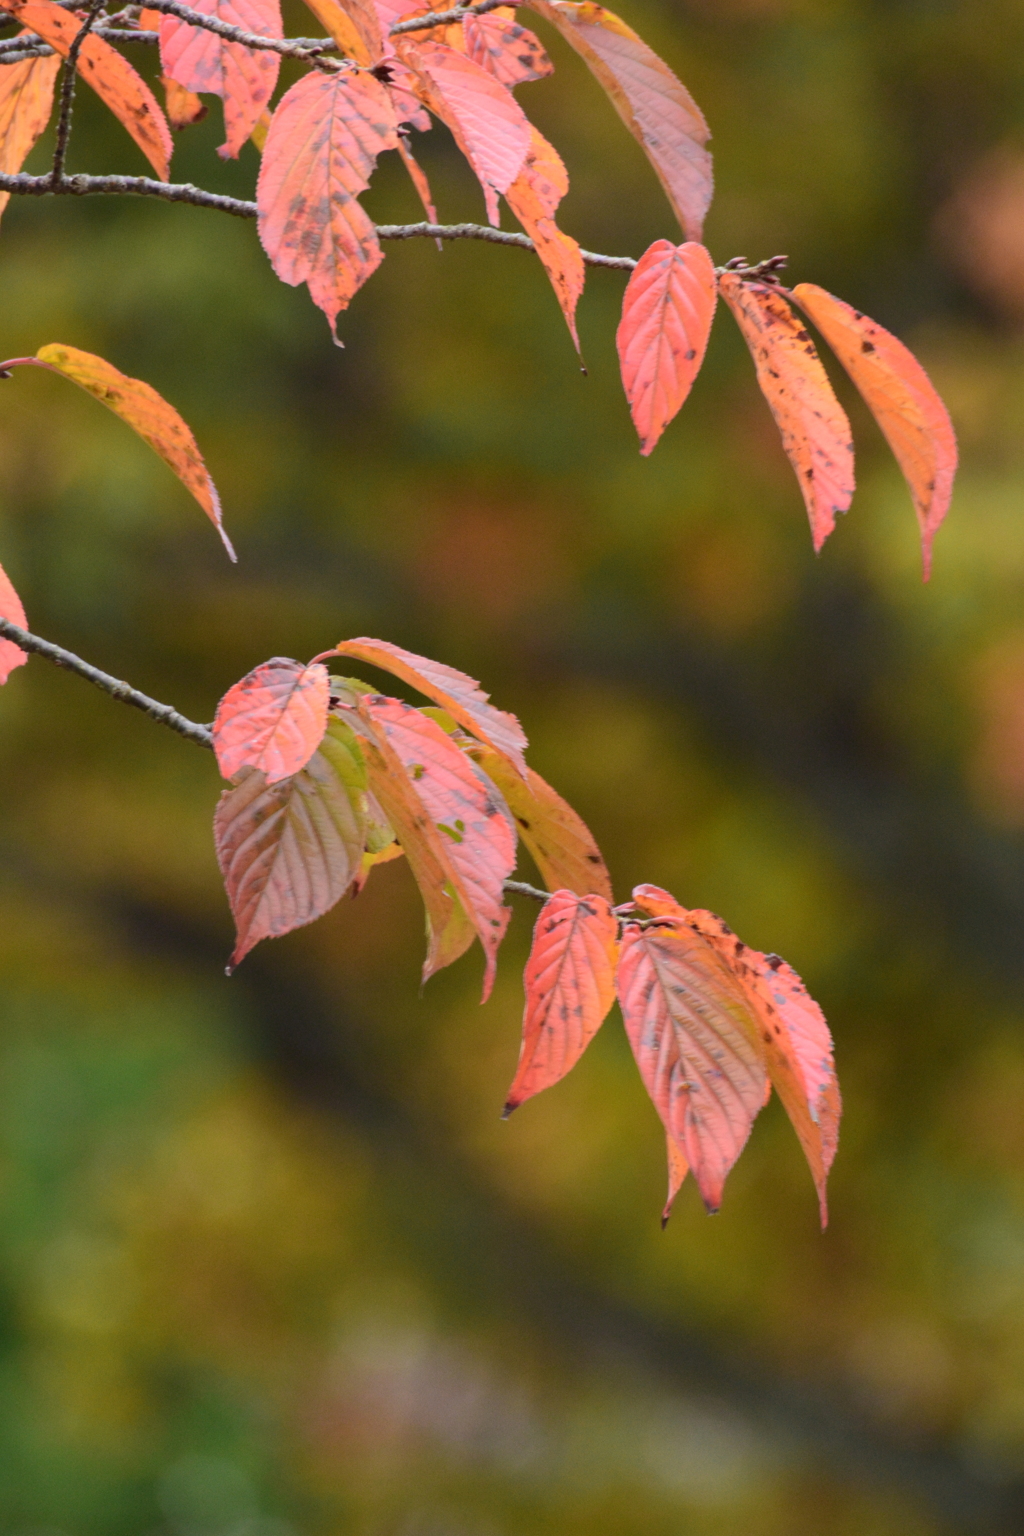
[1,0,1024,1530]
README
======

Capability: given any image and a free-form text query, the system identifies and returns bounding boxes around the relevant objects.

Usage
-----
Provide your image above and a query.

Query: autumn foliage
[0,0,959,1224]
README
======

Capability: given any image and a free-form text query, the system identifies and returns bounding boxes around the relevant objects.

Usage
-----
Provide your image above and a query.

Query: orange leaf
[616,918,767,1213]
[526,0,711,241]
[331,637,529,776]
[504,888,617,1114]
[3,0,172,178]
[0,558,27,684]
[0,41,60,225]
[159,0,282,159]
[357,695,516,998]
[505,126,584,349]
[791,283,957,580]
[2,344,232,556]
[394,38,530,226]
[396,132,437,222]
[214,718,368,969]
[632,883,840,1227]
[256,69,399,341]
[718,274,855,553]
[464,8,552,87]
[616,239,716,455]
[662,1131,688,1227]
[213,657,330,784]
[302,0,380,63]
[465,745,612,900]
[160,74,208,129]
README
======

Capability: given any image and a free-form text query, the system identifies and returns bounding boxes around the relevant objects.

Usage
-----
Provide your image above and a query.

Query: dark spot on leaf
[860,339,875,354]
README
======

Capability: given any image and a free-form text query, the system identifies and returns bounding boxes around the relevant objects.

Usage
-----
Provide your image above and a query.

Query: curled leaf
[616,239,716,454]
[505,126,584,349]
[213,657,330,784]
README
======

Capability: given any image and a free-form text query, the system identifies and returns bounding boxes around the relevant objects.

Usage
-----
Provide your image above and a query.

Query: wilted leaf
[505,126,584,349]
[331,637,529,776]
[394,38,530,225]
[2,0,172,177]
[616,918,767,1212]
[215,718,369,969]
[0,344,232,557]
[792,283,957,580]
[632,883,840,1226]
[0,41,60,225]
[526,0,711,241]
[463,8,552,87]
[159,0,282,158]
[0,558,27,684]
[504,888,617,1114]
[396,133,438,222]
[160,73,208,129]
[213,657,330,785]
[718,274,855,552]
[358,695,516,997]
[616,239,716,454]
[257,68,399,341]
[466,745,611,900]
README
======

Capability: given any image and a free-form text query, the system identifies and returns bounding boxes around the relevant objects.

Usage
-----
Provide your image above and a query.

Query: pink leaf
[213,657,330,785]
[0,558,27,684]
[160,0,282,158]
[616,239,716,454]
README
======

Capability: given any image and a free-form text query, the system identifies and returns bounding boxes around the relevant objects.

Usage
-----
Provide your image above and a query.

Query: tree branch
[389,0,511,36]
[124,0,344,64]
[50,0,104,185]
[0,618,213,748]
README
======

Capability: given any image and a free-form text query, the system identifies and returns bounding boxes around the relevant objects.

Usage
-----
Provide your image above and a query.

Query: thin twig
[126,0,345,64]
[0,170,259,216]
[0,618,213,748]
[503,879,550,903]
[389,0,510,36]
[50,0,104,185]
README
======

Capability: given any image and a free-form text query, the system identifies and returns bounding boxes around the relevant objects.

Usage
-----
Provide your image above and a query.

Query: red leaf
[505,126,584,349]
[465,745,611,900]
[159,0,282,158]
[791,283,957,580]
[663,1131,688,1227]
[718,274,854,553]
[256,69,399,340]
[616,239,716,455]
[504,888,618,1114]
[358,695,516,997]
[632,884,840,1227]
[394,38,530,226]
[215,718,369,969]
[0,559,27,684]
[616,919,767,1213]
[3,0,172,178]
[331,637,528,776]
[464,9,552,87]
[213,657,330,785]
[526,0,711,241]
[0,40,60,226]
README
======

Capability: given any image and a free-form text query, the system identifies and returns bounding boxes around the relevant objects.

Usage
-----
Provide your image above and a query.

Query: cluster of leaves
[0,0,956,567]
[208,638,841,1224]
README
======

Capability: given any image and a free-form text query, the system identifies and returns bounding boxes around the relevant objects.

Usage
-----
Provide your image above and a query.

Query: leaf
[357,695,517,998]
[663,1131,688,1227]
[505,126,584,349]
[791,283,958,580]
[632,883,840,1227]
[396,132,438,223]
[0,558,28,684]
[213,657,330,785]
[0,344,233,557]
[3,0,172,178]
[463,8,553,87]
[214,717,369,970]
[330,637,529,776]
[256,68,399,341]
[465,745,612,900]
[616,239,716,455]
[616,919,768,1213]
[394,38,530,226]
[718,274,855,553]
[159,0,282,159]
[302,0,379,63]
[504,888,617,1115]
[160,74,208,129]
[526,0,711,241]
[0,41,60,226]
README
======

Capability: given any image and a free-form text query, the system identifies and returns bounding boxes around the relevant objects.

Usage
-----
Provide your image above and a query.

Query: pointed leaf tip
[617,239,716,454]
